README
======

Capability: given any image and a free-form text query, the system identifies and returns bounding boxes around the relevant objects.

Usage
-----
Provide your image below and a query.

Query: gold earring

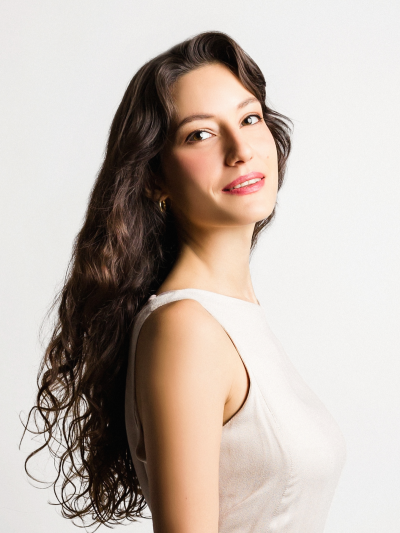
[158,198,167,213]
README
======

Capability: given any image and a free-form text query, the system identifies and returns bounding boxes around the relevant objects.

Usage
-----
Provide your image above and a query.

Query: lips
[222,172,265,191]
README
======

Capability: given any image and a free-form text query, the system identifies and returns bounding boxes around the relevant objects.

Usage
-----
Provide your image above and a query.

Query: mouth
[222,172,265,193]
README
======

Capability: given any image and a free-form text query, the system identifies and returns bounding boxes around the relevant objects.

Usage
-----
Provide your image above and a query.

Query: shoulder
[140,298,224,346]
[137,298,234,379]
[135,298,235,422]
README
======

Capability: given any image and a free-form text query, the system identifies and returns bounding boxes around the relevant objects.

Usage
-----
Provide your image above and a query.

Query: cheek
[262,128,278,161]
[169,149,219,193]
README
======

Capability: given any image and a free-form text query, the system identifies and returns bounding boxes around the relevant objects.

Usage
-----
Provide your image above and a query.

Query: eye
[242,113,262,126]
[185,130,213,143]
[186,113,262,144]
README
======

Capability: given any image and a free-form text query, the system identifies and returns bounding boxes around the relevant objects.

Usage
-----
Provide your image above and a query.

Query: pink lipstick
[222,172,265,195]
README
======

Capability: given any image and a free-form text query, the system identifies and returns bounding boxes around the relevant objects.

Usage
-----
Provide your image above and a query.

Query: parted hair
[22,30,292,528]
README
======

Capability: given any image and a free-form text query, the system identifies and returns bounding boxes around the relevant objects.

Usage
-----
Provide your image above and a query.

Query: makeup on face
[161,63,278,226]
[222,171,265,195]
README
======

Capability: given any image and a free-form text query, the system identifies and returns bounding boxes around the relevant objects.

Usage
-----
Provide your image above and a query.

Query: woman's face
[160,62,279,231]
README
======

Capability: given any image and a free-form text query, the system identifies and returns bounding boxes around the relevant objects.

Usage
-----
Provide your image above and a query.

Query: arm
[135,299,235,533]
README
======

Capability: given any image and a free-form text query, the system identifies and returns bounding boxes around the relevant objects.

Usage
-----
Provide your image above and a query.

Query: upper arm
[135,299,234,533]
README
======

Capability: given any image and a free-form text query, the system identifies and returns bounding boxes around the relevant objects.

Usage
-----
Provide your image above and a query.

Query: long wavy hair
[22,30,292,528]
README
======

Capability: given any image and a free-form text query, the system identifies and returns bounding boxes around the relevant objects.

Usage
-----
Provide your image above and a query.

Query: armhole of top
[217,328,252,427]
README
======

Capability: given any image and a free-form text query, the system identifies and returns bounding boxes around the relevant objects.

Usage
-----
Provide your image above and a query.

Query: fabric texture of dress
[125,288,347,532]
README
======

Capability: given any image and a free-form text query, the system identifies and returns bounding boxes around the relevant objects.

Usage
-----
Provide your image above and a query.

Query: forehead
[170,62,256,119]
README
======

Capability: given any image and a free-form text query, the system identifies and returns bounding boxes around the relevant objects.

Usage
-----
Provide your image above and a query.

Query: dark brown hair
[22,30,292,528]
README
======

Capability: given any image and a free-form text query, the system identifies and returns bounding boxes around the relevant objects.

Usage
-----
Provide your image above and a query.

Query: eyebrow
[174,96,260,133]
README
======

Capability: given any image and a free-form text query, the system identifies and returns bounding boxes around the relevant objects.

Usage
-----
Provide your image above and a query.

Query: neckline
[151,288,261,307]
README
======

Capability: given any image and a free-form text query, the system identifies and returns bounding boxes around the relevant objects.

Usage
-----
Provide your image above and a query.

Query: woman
[24,31,346,532]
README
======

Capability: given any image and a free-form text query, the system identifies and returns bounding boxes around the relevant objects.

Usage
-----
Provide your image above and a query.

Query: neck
[158,222,258,304]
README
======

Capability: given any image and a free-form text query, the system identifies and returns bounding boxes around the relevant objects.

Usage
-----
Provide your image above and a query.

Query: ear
[144,162,169,202]
[143,184,168,204]
[144,185,168,202]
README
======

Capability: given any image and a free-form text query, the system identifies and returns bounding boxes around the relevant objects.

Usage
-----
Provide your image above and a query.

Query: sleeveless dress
[125,288,347,532]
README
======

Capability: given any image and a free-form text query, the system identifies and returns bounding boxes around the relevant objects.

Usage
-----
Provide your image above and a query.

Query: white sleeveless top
[125,288,346,532]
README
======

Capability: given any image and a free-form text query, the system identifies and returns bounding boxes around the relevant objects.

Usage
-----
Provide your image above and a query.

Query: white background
[1,1,399,532]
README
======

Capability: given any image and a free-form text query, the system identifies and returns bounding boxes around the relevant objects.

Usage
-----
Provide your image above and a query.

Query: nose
[224,129,253,167]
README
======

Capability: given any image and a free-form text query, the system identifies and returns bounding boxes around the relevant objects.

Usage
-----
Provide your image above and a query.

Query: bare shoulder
[139,298,225,343]
[134,298,236,532]
[135,298,235,415]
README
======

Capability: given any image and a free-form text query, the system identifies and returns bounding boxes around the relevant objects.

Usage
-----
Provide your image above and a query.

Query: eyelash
[185,113,263,144]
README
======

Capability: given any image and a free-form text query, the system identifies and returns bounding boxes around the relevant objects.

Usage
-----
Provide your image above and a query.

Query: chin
[237,208,274,226]
[249,201,276,223]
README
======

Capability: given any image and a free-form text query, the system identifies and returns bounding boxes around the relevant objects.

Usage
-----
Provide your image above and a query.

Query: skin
[135,62,279,532]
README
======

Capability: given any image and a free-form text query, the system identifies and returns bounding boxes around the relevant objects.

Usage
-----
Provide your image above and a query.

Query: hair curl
[22,30,292,528]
